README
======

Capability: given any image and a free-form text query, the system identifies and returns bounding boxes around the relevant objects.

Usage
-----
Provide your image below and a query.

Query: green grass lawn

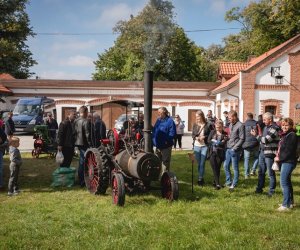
[0,151,299,249]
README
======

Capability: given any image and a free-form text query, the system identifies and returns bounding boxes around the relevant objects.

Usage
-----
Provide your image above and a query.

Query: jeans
[194,145,208,180]
[280,162,296,207]
[224,148,240,186]
[256,151,276,194]
[243,147,259,176]
[78,148,87,186]
[0,151,3,187]
[252,159,259,173]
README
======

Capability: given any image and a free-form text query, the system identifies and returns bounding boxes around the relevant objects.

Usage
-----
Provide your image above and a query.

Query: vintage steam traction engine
[83,71,179,206]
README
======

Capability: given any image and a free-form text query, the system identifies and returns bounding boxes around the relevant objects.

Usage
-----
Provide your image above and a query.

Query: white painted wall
[152,102,214,132]
[256,54,290,85]
[254,90,289,118]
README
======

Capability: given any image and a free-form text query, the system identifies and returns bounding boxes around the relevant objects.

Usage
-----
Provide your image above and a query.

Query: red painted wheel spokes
[87,152,99,193]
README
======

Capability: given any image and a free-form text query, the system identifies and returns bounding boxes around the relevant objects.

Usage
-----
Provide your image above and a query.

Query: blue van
[12,97,55,133]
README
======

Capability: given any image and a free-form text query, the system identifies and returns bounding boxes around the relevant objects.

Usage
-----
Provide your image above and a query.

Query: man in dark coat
[94,113,106,148]
[57,111,76,167]
[74,106,92,187]
[5,112,15,138]
[46,113,58,143]
[242,113,261,177]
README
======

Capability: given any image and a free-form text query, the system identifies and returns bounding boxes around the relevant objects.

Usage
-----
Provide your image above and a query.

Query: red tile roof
[212,34,300,94]
[212,74,239,94]
[0,85,12,94]
[243,34,300,72]
[218,62,249,76]
[0,74,14,94]
[0,73,15,80]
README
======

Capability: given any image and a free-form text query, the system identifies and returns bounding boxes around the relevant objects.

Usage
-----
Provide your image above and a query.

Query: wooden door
[188,109,198,131]
[62,107,76,121]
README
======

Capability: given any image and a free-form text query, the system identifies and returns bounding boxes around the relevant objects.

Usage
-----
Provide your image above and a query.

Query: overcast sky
[26,0,253,80]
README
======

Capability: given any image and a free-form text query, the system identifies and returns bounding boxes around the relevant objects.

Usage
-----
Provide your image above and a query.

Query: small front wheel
[32,148,40,158]
[32,149,36,158]
[111,172,125,206]
[161,172,179,201]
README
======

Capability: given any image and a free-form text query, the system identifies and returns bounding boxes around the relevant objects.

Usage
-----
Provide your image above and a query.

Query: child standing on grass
[7,137,22,196]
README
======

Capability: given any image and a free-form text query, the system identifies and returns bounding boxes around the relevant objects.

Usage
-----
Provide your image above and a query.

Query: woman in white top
[192,110,213,186]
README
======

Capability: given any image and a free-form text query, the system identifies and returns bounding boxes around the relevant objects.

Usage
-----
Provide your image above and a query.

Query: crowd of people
[1,105,298,212]
[189,109,298,212]
[0,107,108,193]
[151,106,298,212]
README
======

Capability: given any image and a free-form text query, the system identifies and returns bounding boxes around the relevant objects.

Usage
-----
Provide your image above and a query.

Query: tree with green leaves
[223,0,300,61]
[0,0,36,79]
[93,0,208,81]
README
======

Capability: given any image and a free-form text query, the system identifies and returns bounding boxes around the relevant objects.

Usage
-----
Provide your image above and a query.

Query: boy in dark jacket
[7,137,22,196]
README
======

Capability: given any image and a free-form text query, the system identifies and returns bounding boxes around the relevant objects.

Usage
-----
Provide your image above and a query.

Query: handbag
[56,150,64,164]
[272,161,280,171]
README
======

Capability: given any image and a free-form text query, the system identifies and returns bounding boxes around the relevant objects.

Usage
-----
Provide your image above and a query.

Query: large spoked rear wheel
[84,148,109,195]
[161,172,179,201]
[111,172,125,206]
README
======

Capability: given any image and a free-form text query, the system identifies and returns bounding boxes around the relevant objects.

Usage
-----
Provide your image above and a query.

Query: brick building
[211,34,300,123]
[0,76,218,131]
[1,34,300,129]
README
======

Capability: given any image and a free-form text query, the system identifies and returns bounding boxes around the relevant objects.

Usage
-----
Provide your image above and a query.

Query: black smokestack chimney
[144,71,153,153]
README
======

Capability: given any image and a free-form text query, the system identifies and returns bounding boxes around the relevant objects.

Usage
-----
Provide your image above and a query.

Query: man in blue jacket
[152,107,176,172]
